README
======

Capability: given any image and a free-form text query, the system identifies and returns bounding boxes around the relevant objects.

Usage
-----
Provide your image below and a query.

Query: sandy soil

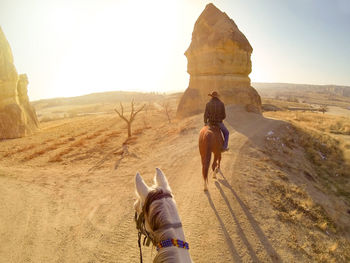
[0,106,349,262]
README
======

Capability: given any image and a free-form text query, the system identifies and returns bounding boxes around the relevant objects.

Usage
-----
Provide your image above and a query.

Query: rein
[135,191,187,263]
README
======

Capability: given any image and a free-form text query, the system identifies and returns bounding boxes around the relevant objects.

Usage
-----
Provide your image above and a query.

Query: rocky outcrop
[0,27,38,139]
[177,3,262,118]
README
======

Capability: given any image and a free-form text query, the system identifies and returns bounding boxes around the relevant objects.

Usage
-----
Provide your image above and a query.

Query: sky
[0,0,349,100]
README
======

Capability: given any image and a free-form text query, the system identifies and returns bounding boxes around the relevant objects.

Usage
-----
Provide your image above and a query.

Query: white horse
[134,168,192,263]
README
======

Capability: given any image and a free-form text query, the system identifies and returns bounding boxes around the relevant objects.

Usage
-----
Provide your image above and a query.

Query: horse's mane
[144,187,174,234]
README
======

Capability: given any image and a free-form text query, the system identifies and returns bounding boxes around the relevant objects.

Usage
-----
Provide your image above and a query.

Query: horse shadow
[204,191,242,263]
[213,172,281,262]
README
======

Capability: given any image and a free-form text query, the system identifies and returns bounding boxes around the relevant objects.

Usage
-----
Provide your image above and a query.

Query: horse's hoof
[213,174,217,179]
[204,183,208,191]
[204,188,208,192]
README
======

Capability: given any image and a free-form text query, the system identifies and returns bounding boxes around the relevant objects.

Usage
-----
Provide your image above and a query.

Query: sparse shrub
[319,104,328,114]
[162,101,173,123]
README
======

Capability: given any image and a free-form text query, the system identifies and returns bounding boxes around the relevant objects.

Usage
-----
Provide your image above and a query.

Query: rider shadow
[204,191,242,263]
[216,174,281,262]
[214,180,261,263]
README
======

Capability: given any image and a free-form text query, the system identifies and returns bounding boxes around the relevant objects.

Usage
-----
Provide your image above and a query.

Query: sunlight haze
[1,0,349,100]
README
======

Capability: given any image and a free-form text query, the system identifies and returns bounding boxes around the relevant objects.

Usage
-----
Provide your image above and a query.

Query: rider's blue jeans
[219,122,229,149]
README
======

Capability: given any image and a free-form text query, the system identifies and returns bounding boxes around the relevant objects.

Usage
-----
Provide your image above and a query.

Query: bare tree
[319,104,328,114]
[162,101,172,123]
[115,100,145,137]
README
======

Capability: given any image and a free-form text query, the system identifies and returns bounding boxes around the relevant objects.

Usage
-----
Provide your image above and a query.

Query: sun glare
[50,0,182,98]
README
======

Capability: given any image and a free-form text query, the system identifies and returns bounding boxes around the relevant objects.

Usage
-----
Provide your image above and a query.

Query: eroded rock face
[177,3,262,118]
[0,27,38,139]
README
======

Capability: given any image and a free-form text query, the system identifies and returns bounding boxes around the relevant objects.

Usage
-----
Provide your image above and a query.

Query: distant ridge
[31,91,166,108]
[31,82,350,110]
[253,82,350,97]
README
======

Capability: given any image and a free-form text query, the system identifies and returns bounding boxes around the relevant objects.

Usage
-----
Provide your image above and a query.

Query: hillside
[31,91,177,123]
[254,82,350,108]
[0,102,349,262]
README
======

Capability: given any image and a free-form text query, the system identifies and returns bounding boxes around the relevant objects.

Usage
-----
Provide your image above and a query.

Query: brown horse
[198,125,224,191]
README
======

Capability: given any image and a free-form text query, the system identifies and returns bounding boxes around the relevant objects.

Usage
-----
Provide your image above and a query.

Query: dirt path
[1,107,346,262]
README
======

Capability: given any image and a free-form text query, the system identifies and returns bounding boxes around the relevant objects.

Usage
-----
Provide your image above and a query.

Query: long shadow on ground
[217,173,281,263]
[204,191,242,263]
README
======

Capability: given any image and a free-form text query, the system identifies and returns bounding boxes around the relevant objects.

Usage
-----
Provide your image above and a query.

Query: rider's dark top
[204,97,226,125]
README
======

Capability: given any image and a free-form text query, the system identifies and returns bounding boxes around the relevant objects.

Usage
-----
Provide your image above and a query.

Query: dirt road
[0,106,348,262]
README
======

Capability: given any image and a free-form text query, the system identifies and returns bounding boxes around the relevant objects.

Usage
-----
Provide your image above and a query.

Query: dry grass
[71,138,85,147]
[261,111,350,261]
[264,111,350,202]
[264,111,350,196]
[23,145,59,161]
[86,131,102,140]
[3,144,36,157]
[96,131,122,145]
[267,180,336,231]
[123,136,137,145]
[133,128,144,135]
[22,139,70,161]
[97,137,110,145]
[106,131,121,138]
[262,98,312,110]
[296,127,350,201]
[48,147,74,162]
[265,111,350,135]
[267,180,350,262]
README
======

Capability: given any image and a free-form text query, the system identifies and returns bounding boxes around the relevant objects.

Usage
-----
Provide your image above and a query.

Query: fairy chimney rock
[0,27,38,139]
[177,3,262,118]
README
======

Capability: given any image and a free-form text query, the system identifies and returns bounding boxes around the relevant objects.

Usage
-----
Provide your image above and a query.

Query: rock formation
[0,27,38,139]
[177,3,262,118]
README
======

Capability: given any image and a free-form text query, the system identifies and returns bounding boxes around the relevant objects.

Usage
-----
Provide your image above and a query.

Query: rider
[204,91,229,152]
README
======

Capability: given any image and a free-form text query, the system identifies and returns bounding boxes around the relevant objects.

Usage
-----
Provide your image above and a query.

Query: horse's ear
[155,168,171,191]
[135,173,150,200]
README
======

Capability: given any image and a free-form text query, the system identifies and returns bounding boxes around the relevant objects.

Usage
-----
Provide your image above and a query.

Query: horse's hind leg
[212,156,217,172]
[212,155,218,179]
[217,152,222,175]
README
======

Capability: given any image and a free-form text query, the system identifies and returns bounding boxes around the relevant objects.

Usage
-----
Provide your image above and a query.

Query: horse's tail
[203,138,211,183]
[199,131,212,183]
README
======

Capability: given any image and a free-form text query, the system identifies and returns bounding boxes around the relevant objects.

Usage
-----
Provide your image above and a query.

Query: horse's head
[134,168,175,241]
[134,168,172,213]
[134,168,191,262]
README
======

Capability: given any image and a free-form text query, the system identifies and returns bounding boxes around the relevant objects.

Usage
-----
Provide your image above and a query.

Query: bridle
[134,190,185,263]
